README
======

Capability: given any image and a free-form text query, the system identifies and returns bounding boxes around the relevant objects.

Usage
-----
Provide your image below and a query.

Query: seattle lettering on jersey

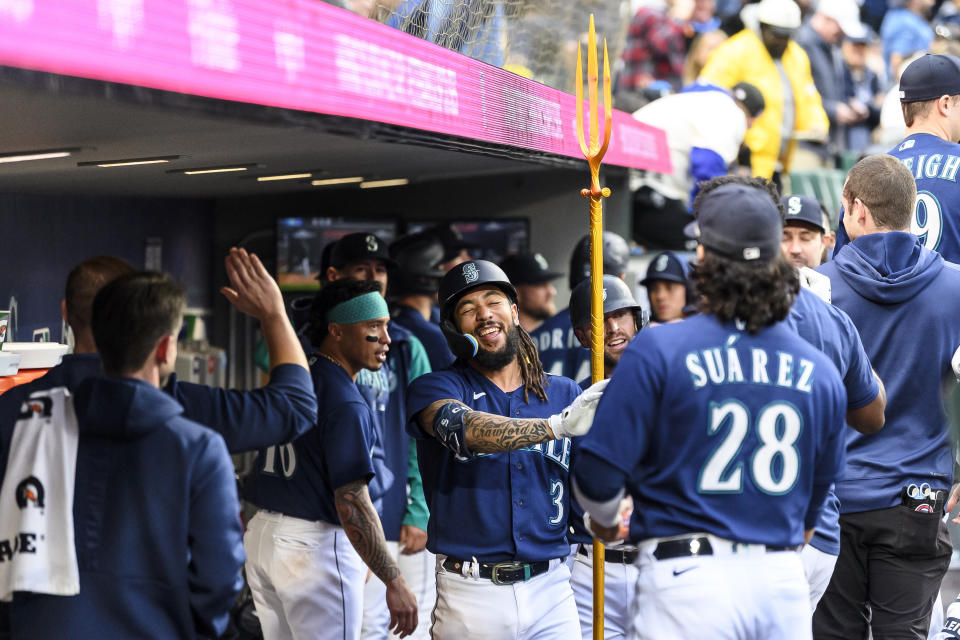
[684,335,815,393]
[468,437,571,470]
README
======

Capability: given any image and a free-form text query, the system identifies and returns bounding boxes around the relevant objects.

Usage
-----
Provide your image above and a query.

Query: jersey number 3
[698,401,802,495]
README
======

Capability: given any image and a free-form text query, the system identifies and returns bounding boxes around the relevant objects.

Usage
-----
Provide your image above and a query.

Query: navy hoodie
[7,376,245,639]
[817,232,960,513]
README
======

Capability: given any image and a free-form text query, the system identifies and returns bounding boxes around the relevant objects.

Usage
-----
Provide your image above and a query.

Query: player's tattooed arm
[334,479,401,583]
[416,399,554,453]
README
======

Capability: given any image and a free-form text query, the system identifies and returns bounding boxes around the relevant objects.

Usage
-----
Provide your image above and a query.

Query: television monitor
[405,218,529,263]
[276,216,399,290]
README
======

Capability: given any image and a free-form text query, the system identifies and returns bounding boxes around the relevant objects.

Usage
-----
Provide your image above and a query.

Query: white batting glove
[798,266,831,304]
[548,378,609,438]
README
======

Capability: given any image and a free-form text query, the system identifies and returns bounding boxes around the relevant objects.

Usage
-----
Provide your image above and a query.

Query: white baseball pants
[244,510,365,640]
[431,556,581,639]
[570,545,639,640]
[801,544,838,612]
[632,537,811,640]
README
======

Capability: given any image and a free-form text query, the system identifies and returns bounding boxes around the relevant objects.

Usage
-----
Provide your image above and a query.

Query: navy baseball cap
[641,251,689,287]
[692,183,783,262]
[330,232,399,270]
[731,83,765,118]
[781,194,826,233]
[501,252,563,285]
[899,54,960,103]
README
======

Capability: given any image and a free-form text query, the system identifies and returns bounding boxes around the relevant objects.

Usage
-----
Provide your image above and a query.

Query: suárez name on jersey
[685,337,815,393]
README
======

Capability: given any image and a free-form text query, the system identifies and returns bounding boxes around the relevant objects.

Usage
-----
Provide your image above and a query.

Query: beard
[474,322,520,371]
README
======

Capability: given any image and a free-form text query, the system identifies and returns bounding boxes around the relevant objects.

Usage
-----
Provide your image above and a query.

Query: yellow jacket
[699,28,829,178]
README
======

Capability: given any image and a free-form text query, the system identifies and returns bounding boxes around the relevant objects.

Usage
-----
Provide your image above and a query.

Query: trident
[575,13,612,640]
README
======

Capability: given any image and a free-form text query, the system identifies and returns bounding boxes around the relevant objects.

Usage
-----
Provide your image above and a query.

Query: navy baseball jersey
[578,315,847,547]
[835,133,960,261]
[406,363,580,562]
[244,356,379,525]
[784,287,879,555]
[392,305,455,371]
[530,308,590,382]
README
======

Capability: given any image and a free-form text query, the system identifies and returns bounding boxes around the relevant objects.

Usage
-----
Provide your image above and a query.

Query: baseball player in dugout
[324,232,435,640]
[405,260,608,639]
[501,252,563,334]
[834,53,960,262]
[567,274,646,638]
[639,250,695,324]
[574,180,848,640]
[243,278,418,640]
[0,248,318,638]
[0,272,246,640]
[813,155,960,640]
[532,230,630,382]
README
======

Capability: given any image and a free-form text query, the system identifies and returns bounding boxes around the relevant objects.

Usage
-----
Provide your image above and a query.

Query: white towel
[0,386,79,601]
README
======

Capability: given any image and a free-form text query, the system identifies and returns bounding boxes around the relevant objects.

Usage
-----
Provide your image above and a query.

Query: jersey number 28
[698,401,802,495]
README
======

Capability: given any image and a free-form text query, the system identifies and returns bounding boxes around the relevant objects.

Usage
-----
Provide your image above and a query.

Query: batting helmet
[438,260,518,359]
[389,232,446,296]
[568,231,630,290]
[569,275,643,330]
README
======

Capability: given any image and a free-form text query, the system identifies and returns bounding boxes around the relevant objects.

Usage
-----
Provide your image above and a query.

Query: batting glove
[548,378,609,438]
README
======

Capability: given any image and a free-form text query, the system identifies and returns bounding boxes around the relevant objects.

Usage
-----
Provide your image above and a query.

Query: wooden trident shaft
[575,14,612,640]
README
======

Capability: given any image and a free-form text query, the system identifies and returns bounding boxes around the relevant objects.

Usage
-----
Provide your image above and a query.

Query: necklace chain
[317,351,345,370]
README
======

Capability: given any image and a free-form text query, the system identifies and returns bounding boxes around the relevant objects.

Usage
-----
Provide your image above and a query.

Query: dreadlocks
[517,326,547,403]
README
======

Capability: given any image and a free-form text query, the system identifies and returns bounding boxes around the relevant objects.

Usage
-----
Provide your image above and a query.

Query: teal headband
[327,292,389,325]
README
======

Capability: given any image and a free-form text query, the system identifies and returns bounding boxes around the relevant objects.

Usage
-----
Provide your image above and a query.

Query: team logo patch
[15,476,45,509]
[654,254,669,272]
[463,262,479,283]
[365,234,378,252]
[742,247,761,260]
[915,503,934,513]
[787,196,802,215]
[899,139,915,151]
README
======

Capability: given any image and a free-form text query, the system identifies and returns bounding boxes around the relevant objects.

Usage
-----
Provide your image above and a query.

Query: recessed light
[359,178,409,189]
[170,164,261,175]
[311,177,364,186]
[78,155,183,167]
[0,148,81,164]
[256,173,312,182]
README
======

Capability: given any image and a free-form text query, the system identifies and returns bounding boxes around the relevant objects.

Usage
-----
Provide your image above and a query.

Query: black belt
[577,543,639,565]
[441,557,549,585]
[652,536,800,560]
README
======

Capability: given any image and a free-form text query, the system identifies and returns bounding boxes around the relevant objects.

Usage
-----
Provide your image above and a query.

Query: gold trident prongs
[575,14,612,640]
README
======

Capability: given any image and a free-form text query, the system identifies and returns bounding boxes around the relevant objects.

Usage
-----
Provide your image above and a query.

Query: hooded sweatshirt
[7,376,244,639]
[817,231,960,513]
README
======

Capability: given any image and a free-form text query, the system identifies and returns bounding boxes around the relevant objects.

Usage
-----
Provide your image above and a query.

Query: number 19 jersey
[889,133,960,262]
[581,315,848,548]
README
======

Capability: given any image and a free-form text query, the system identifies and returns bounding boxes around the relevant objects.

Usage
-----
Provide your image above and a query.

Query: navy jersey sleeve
[321,402,377,490]
[186,427,245,637]
[834,307,879,410]
[405,371,465,439]
[578,334,663,478]
[167,364,318,453]
[806,375,848,530]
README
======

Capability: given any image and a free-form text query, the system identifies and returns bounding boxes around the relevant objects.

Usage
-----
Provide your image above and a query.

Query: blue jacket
[818,232,960,512]
[7,377,245,639]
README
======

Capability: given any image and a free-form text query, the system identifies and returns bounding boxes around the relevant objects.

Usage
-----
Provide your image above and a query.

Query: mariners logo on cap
[787,196,802,216]
[15,476,45,509]
[365,235,378,252]
[534,253,548,270]
[463,262,479,283]
[655,254,669,272]
[602,288,607,301]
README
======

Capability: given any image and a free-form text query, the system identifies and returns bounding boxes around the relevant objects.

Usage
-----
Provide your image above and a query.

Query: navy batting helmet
[569,275,643,330]
[438,260,518,359]
[569,231,630,290]
[389,232,446,296]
